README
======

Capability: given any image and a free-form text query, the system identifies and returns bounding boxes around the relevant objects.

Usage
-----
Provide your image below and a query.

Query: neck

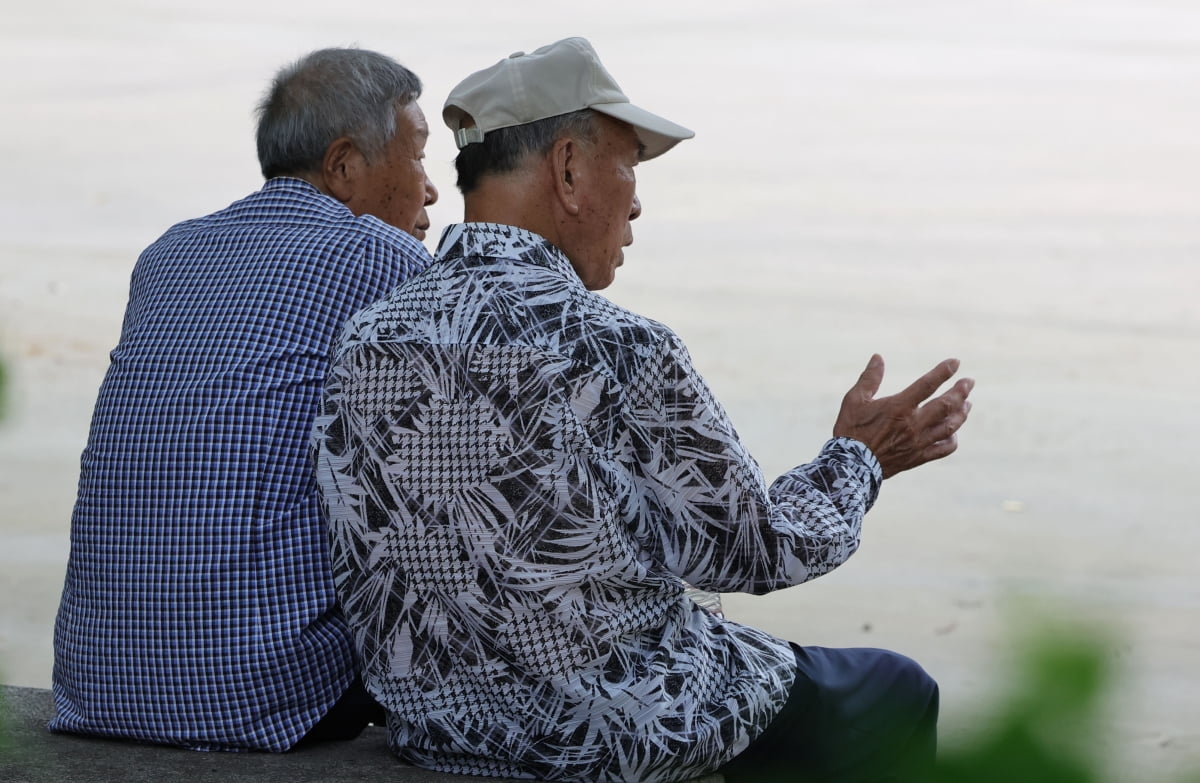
[463,165,563,247]
[289,171,336,199]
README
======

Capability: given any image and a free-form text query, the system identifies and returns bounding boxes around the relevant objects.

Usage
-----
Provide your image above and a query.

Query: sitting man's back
[52,47,438,751]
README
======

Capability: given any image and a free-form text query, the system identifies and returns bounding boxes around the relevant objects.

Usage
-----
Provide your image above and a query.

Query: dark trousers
[293,676,386,748]
[717,645,939,783]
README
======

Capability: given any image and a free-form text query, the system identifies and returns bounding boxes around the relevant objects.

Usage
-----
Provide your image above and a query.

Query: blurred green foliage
[932,620,1200,783]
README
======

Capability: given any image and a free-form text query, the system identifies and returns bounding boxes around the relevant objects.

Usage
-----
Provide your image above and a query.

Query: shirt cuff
[825,436,884,505]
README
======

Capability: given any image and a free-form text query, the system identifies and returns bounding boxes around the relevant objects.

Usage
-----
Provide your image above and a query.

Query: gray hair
[256,48,422,179]
[454,109,602,194]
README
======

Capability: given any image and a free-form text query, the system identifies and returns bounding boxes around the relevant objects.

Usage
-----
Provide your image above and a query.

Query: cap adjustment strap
[454,127,486,149]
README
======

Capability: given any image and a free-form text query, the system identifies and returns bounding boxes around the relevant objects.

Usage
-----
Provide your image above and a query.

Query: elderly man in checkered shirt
[51,47,437,751]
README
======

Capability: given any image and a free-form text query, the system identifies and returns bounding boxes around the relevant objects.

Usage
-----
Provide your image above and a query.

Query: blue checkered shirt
[51,177,431,751]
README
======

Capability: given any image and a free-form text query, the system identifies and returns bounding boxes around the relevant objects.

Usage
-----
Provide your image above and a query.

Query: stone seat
[0,686,724,783]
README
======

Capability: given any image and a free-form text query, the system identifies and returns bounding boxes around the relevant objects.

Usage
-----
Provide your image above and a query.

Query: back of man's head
[452,110,601,195]
[256,48,422,180]
[443,38,692,195]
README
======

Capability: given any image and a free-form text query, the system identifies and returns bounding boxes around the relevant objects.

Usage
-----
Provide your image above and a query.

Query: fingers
[896,358,961,406]
[916,379,973,446]
[924,398,971,444]
[921,377,974,416]
[835,356,975,478]
[920,434,960,464]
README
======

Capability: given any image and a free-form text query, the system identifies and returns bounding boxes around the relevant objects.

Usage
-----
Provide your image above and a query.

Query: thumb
[851,354,884,401]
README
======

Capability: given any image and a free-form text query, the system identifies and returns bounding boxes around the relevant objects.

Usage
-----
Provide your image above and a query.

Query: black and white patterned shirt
[313,222,883,781]
[52,178,431,750]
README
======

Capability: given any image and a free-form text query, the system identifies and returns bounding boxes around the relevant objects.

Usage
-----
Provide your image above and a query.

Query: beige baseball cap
[443,37,694,161]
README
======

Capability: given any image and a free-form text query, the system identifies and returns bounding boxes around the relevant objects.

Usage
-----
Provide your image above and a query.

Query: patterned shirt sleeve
[625,329,883,594]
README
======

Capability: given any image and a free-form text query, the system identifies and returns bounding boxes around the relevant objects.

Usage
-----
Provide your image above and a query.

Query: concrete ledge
[0,686,724,783]
[0,686,502,783]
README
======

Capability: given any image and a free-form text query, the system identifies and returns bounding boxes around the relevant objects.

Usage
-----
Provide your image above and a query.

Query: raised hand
[833,355,974,479]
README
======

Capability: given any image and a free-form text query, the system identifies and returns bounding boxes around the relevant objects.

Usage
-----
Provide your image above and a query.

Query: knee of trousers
[872,649,940,721]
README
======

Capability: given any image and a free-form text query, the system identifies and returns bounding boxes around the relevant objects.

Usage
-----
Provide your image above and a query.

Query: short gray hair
[256,48,422,179]
[453,109,602,194]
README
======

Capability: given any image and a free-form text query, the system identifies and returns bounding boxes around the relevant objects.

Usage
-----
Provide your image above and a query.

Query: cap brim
[591,102,694,161]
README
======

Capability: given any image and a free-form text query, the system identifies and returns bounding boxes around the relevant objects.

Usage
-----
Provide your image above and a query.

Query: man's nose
[629,193,641,221]
[425,176,439,206]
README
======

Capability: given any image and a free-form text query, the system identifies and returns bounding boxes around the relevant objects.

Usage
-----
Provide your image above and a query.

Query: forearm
[668,437,881,595]
[628,332,883,596]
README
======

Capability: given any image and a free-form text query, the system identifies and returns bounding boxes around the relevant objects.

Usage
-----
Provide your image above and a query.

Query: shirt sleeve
[624,329,883,594]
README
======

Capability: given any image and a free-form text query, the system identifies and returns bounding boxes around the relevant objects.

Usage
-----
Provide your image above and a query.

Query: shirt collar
[434,222,584,289]
[262,176,327,197]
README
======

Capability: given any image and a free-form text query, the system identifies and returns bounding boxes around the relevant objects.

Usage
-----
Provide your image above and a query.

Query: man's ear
[320,137,362,204]
[549,137,582,216]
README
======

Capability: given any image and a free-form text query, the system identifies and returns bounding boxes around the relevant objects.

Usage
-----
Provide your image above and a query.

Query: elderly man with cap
[313,37,973,782]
